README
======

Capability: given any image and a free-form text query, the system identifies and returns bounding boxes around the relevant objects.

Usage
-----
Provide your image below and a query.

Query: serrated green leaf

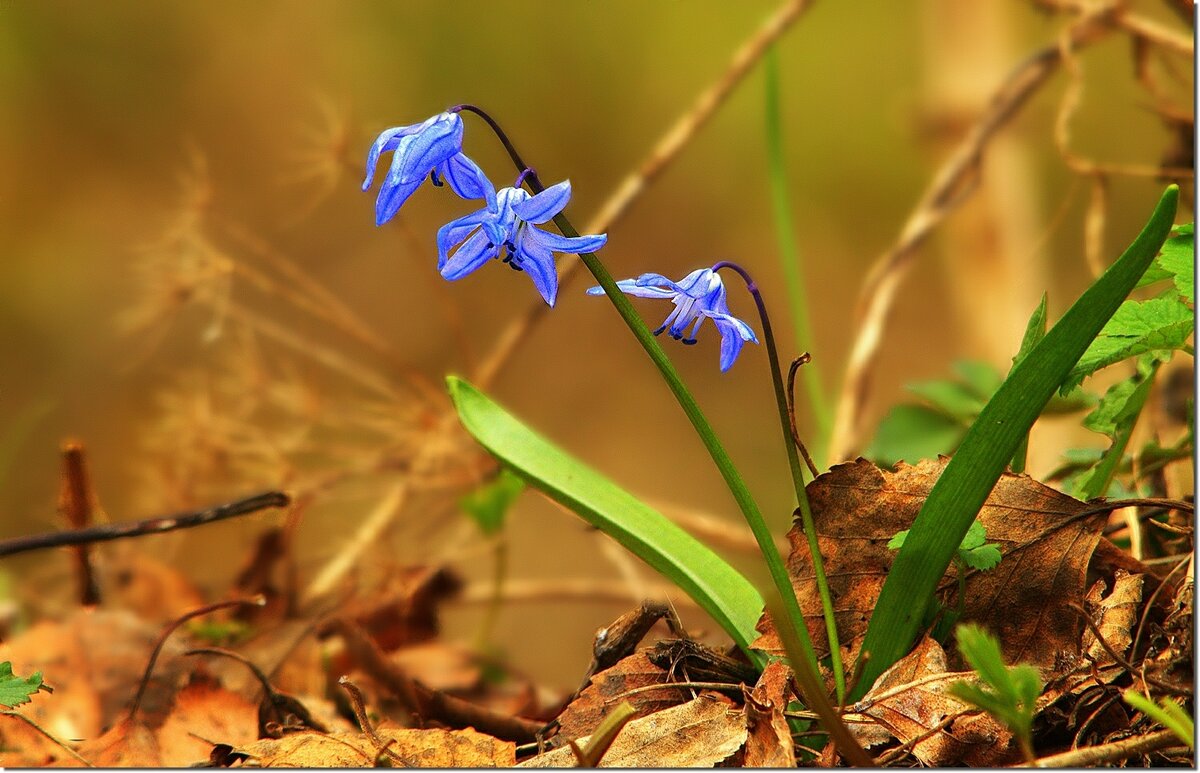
[1075,359,1161,500]
[459,468,525,536]
[960,543,1002,571]
[447,376,763,653]
[866,404,964,467]
[1062,296,1192,391]
[1158,227,1194,303]
[887,530,908,551]
[959,520,987,551]
[0,662,45,708]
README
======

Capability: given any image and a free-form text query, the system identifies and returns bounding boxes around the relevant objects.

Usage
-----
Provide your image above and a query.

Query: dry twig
[828,9,1119,461]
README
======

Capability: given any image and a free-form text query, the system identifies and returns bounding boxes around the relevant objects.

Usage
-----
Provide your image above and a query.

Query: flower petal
[440,230,499,281]
[674,268,717,297]
[512,180,571,224]
[362,124,420,191]
[440,153,496,209]
[528,228,607,255]
[710,313,759,372]
[374,176,422,226]
[437,209,489,269]
[515,229,559,306]
[392,112,464,185]
[585,277,677,298]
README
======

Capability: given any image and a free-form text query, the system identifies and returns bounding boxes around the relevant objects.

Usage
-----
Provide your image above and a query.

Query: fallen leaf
[237,726,514,767]
[0,608,188,764]
[554,652,688,741]
[155,678,258,766]
[72,717,161,767]
[521,693,747,768]
[742,660,796,767]
[391,641,482,693]
[852,635,1016,766]
[754,458,1108,673]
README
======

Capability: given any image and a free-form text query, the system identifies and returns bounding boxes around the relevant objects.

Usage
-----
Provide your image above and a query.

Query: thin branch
[1024,728,1181,767]
[828,10,1117,461]
[58,442,101,606]
[0,710,94,767]
[0,491,289,559]
[470,0,818,390]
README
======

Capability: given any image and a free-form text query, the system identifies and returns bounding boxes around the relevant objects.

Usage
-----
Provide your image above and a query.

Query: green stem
[763,46,830,461]
[463,106,870,761]
[712,260,845,704]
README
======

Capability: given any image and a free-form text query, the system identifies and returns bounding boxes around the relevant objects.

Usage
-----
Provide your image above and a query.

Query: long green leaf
[852,186,1179,700]
[447,376,764,654]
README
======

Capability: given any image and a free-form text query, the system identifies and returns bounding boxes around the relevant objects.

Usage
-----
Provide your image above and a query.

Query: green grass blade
[763,46,830,453]
[447,376,764,654]
[851,186,1179,700]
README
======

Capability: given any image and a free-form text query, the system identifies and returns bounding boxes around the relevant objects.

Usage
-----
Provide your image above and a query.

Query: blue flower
[437,180,607,307]
[362,111,495,226]
[587,268,758,371]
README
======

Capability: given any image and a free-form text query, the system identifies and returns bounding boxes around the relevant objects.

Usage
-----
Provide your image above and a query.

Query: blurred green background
[0,2,1191,685]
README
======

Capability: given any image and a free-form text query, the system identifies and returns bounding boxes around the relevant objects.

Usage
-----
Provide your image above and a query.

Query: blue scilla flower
[437,180,607,307]
[362,111,495,226]
[587,268,758,371]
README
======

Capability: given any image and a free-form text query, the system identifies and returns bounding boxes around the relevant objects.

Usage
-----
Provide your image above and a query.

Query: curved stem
[712,259,845,704]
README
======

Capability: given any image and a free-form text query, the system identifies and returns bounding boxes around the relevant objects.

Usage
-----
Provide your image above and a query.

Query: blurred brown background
[0,1,1191,686]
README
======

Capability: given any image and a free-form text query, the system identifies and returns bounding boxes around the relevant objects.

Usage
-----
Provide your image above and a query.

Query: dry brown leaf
[155,678,259,766]
[742,660,796,767]
[237,726,514,767]
[521,693,747,768]
[554,651,689,741]
[754,458,1107,673]
[391,641,482,693]
[73,718,161,767]
[0,608,189,764]
[853,635,1016,766]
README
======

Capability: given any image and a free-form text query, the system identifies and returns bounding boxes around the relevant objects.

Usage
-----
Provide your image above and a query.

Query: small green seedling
[949,623,1042,763]
[1123,689,1195,749]
[459,467,525,537]
[889,519,1000,636]
[0,662,49,708]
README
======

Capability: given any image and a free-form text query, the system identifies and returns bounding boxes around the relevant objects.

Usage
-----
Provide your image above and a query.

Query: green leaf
[949,624,1041,754]
[958,519,987,551]
[959,543,1001,571]
[1158,225,1194,303]
[0,662,46,708]
[866,404,964,467]
[1010,296,1047,474]
[1074,357,1162,500]
[446,376,764,654]
[853,186,1179,701]
[907,379,986,421]
[887,529,908,551]
[1124,689,1195,748]
[953,360,1004,401]
[459,468,525,537]
[1063,296,1193,391]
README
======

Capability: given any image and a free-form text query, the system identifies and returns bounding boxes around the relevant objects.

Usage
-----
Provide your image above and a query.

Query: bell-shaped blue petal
[512,181,572,225]
[437,209,490,269]
[589,266,758,371]
[524,227,607,256]
[440,230,499,281]
[514,228,560,306]
[390,112,464,184]
[363,111,492,225]
[439,153,497,211]
[374,175,423,227]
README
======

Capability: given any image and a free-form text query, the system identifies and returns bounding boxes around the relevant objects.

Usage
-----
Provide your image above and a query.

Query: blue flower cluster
[363,111,604,308]
[364,110,758,369]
